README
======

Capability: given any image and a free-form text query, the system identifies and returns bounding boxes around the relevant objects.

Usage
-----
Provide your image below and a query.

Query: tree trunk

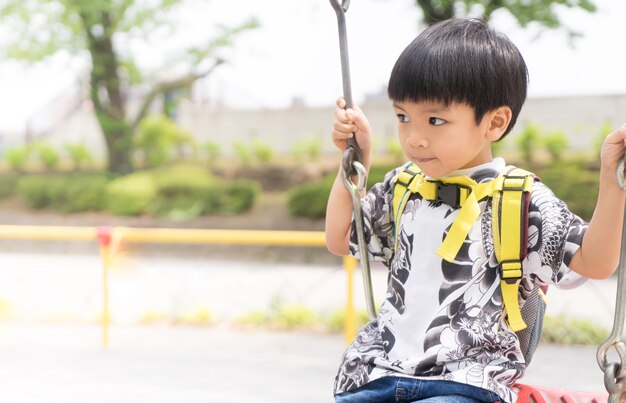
[96,112,134,174]
[83,10,133,174]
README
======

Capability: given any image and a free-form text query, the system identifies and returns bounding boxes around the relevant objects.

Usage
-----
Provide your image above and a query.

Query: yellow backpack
[391,162,546,362]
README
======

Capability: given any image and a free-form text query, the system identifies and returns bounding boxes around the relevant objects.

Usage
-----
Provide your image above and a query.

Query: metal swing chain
[329,0,376,321]
[597,158,626,402]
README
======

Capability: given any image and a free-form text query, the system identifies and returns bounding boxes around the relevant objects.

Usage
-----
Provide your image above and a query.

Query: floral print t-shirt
[333,158,588,402]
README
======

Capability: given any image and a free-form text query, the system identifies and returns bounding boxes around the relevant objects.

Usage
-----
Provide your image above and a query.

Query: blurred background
[0,0,623,402]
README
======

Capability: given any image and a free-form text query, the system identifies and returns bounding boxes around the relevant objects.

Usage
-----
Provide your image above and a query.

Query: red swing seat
[514,384,608,403]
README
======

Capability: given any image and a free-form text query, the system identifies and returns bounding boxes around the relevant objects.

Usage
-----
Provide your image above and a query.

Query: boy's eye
[429,117,445,126]
[396,114,409,123]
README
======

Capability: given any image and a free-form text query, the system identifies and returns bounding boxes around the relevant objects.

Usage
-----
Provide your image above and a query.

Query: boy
[326,18,626,402]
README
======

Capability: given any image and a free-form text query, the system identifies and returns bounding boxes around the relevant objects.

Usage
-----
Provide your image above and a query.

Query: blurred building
[3,89,625,159]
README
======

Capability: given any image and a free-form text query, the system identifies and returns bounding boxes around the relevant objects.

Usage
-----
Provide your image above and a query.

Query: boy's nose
[407,130,428,148]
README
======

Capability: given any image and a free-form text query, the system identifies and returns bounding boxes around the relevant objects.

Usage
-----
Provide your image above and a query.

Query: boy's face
[393,100,497,178]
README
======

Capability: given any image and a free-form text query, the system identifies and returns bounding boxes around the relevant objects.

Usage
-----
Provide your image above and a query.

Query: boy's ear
[485,107,512,141]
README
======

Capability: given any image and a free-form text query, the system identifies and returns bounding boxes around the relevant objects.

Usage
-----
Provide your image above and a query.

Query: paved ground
[0,252,619,402]
[0,323,610,403]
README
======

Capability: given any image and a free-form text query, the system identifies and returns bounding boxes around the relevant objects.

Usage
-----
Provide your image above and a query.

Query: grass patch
[324,308,370,333]
[541,315,609,345]
[235,303,371,334]
[177,307,213,326]
[236,303,319,331]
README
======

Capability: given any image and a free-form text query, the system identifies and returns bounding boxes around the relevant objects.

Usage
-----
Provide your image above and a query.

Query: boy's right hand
[332,97,373,170]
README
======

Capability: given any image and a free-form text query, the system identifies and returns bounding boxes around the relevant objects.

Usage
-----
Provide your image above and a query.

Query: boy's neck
[440,157,505,178]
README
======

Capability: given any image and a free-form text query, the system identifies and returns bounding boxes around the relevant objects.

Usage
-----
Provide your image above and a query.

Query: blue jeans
[335,376,503,402]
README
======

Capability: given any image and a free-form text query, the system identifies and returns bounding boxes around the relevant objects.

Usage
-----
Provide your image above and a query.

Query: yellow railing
[0,225,359,347]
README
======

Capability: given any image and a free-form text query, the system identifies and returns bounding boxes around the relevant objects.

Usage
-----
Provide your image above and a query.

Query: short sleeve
[523,181,588,288]
[348,167,400,266]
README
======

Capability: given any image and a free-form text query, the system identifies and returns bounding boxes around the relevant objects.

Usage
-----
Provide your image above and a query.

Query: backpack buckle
[430,182,470,209]
[502,175,529,192]
[500,259,522,284]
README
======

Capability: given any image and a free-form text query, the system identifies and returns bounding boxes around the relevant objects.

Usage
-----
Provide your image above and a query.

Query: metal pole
[100,244,110,349]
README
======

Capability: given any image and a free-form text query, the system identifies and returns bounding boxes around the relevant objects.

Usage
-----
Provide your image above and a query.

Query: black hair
[387,18,528,137]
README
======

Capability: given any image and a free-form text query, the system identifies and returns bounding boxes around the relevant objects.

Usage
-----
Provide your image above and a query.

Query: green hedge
[287,175,334,219]
[0,174,18,199]
[536,160,598,221]
[287,163,399,219]
[217,179,259,214]
[149,164,214,218]
[11,164,260,218]
[105,172,157,216]
[105,164,260,218]
[17,174,108,213]
[149,165,259,218]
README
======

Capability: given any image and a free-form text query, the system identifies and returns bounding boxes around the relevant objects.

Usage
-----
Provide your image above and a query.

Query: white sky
[0,0,625,132]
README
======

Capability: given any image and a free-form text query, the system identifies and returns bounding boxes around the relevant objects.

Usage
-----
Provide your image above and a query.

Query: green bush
[236,311,269,327]
[541,315,608,345]
[152,165,213,196]
[5,146,31,172]
[200,180,260,216]
[287,163,398,219]
[203,141,221,165]
[152,164,258,217]
[35,143,60,170]
[216,179,260,214]
[104,164,260,218]
[274,304,317,330]
[516,123,543,165]
[0,174,18,199]
[9,164,258,217]
[61,175,109,212]
[251,140,274,162]
[17,174,108,212]
[491,136,506,155]
[233,142,251,166]
[386,139,404,164]
[287,175,334,219]
[366,164,396,189]
[64,143,93,170]
[292,139,322,162]
[536,160,598,221]
[325,308,370,333]
[149,164,215,219]
[543,131,569,162]
[17,176,63,209]
[134,115,195,168]
[236,301,318,331]
[594,121,614,159]
[105,172,157,216]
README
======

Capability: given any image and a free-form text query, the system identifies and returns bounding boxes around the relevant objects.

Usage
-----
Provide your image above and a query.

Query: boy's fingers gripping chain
[617,160,626,189]
[617,124,626,185]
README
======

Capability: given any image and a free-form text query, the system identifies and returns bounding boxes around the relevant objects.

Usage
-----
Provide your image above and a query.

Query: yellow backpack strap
[392,163,423,251]
[492,166,534,332]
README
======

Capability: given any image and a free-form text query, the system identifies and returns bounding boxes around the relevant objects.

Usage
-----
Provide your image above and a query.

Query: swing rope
[329,0,376,320]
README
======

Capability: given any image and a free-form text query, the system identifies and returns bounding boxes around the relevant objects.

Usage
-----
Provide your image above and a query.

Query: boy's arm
[570,124,626,279]
[325,97,373,256]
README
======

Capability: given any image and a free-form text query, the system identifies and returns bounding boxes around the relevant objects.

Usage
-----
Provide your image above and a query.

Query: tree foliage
[413,0,596,37]
[0,0,258,173]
